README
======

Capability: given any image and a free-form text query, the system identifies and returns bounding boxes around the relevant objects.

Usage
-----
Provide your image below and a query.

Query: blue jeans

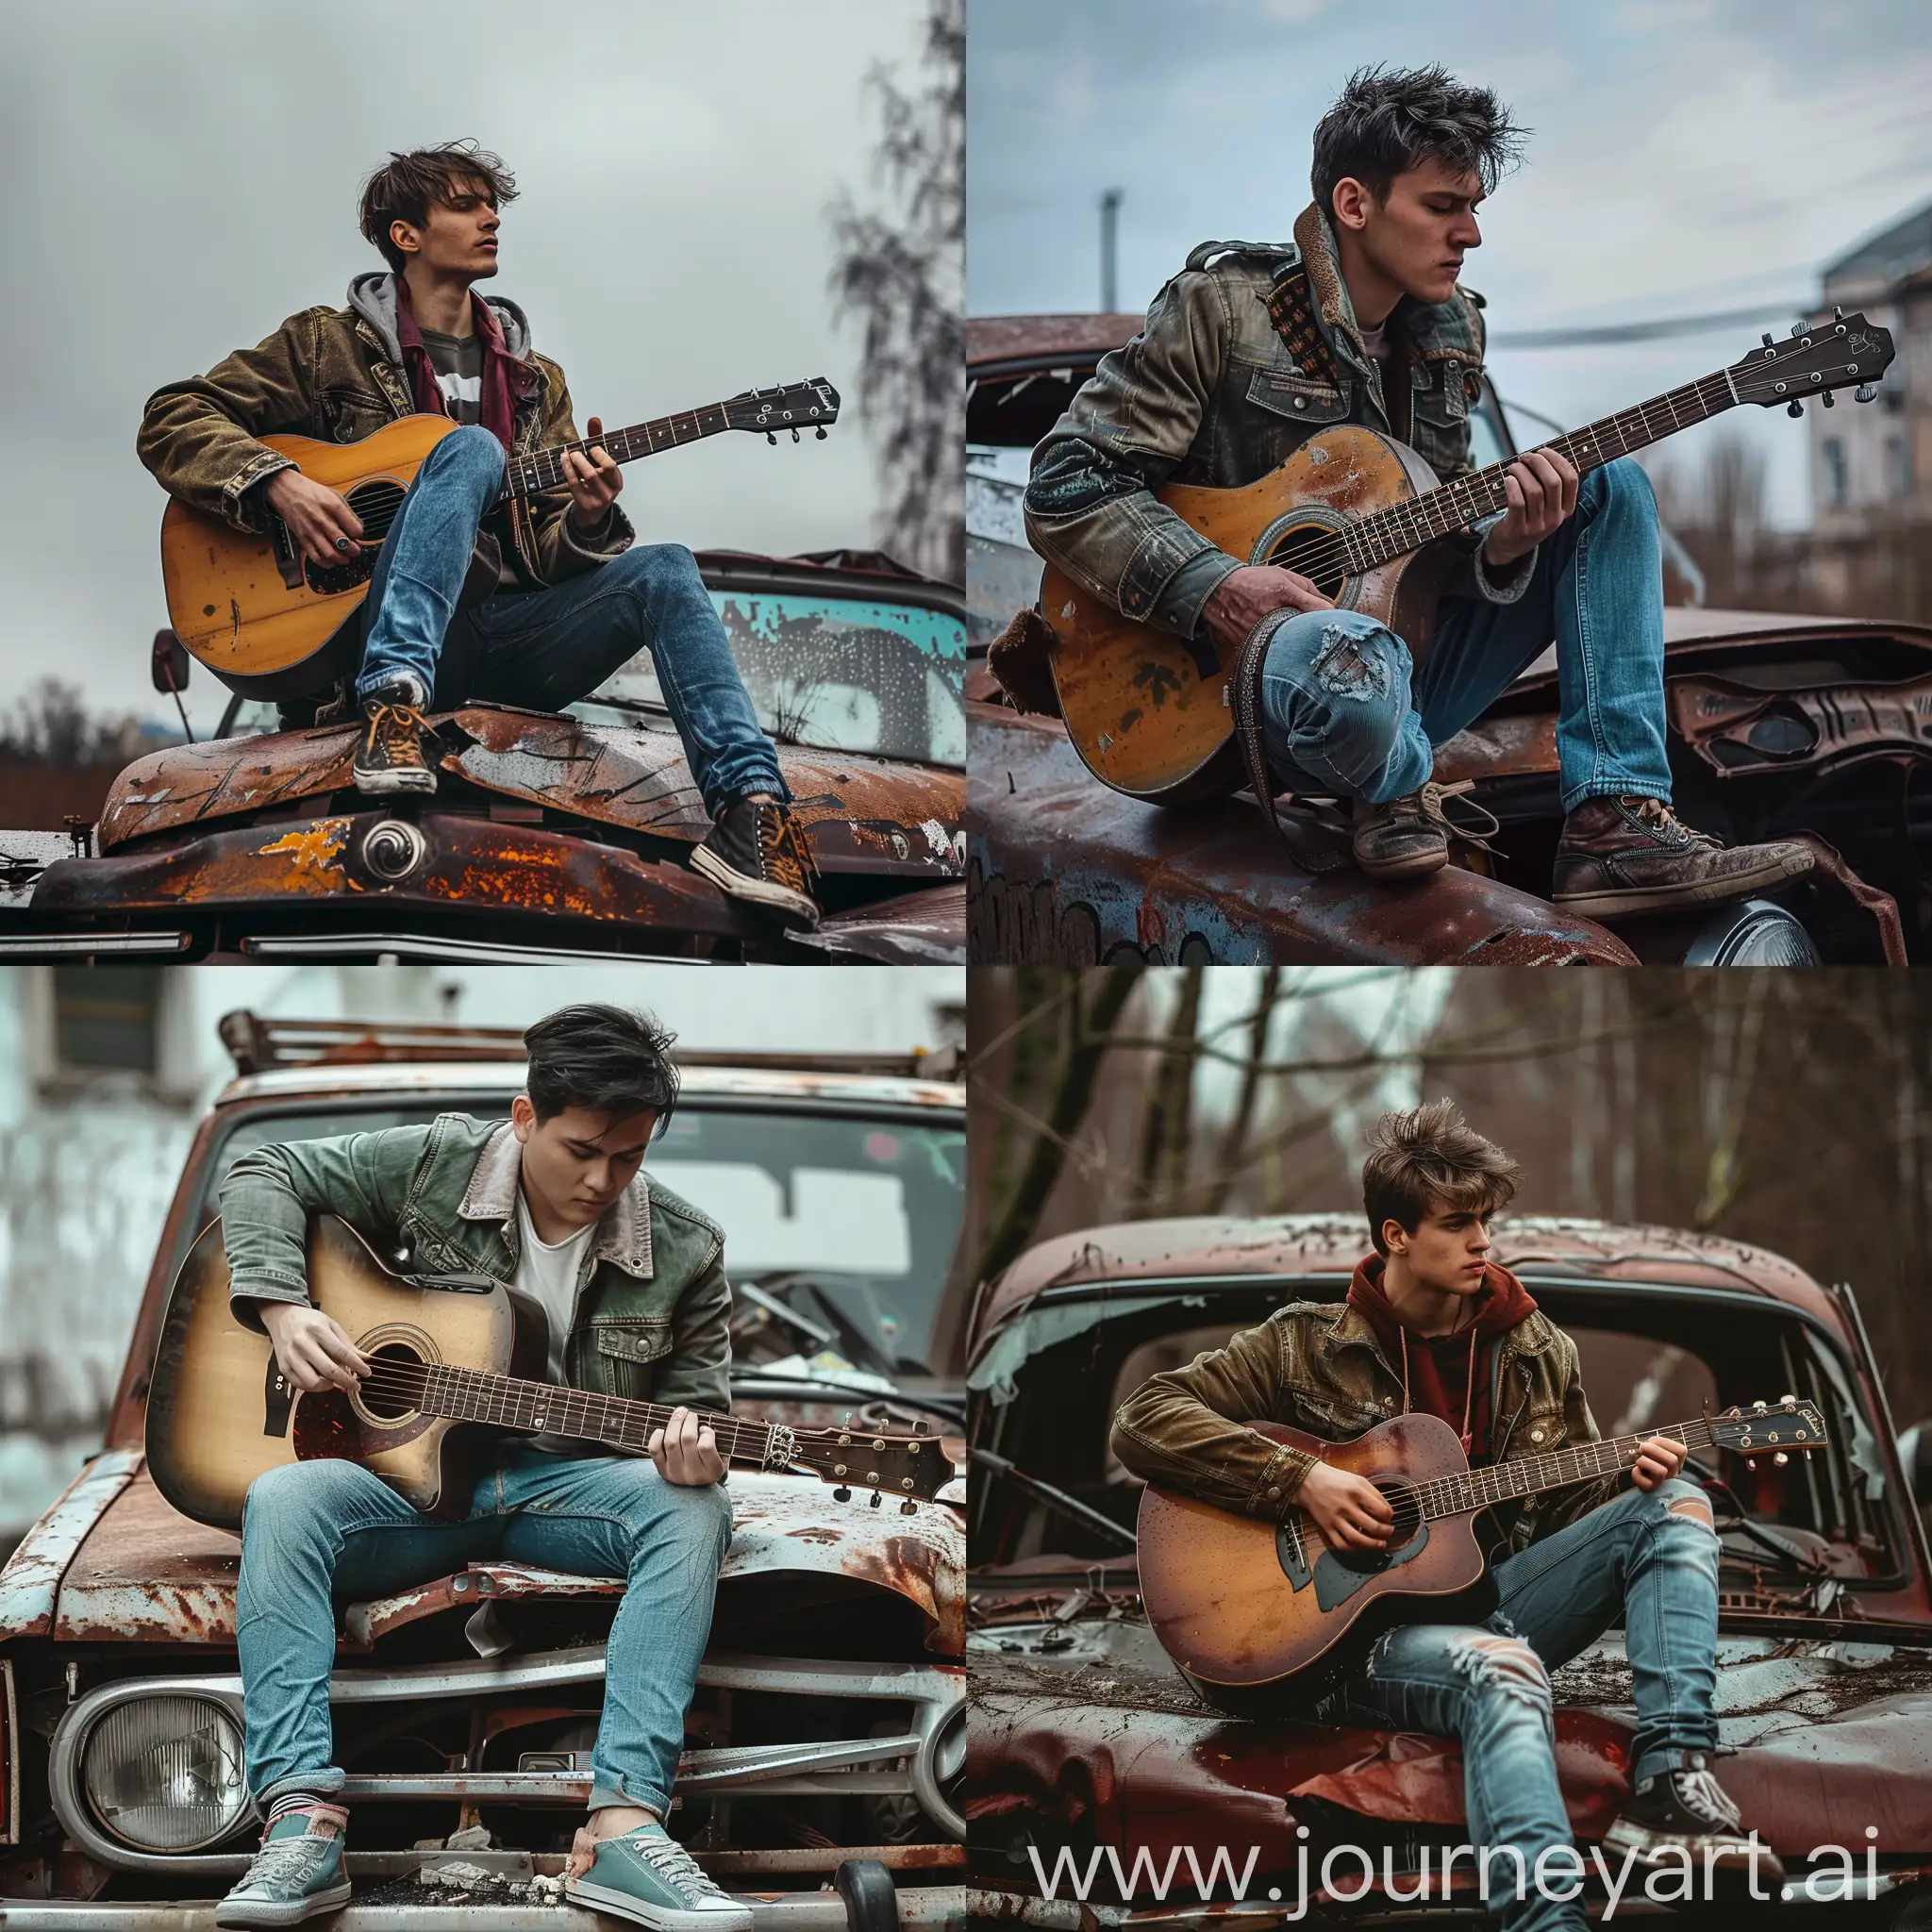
[1258,458,1671,814]
[355,423,788,815]
[1321,1479,1721,1932]
[235,1449,735,1819]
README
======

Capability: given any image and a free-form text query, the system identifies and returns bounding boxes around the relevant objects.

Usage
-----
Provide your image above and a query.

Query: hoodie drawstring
[1398,1322,1480,1457]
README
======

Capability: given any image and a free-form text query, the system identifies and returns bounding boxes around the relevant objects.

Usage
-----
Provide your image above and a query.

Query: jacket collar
[1315,1290,1557,1379]
[457,1120,656,1278]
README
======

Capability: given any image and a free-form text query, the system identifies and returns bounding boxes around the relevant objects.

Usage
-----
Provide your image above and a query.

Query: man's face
[391,175,501,281]
[1384,1199,1493,1297]
[1333,157,1484,307]
[512,1098,658,1231]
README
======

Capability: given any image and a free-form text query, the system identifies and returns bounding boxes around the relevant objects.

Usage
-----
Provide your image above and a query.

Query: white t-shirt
[512,1191,598,1451]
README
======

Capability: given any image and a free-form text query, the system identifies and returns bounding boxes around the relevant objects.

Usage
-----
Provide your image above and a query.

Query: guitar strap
[1261,262,1343,390]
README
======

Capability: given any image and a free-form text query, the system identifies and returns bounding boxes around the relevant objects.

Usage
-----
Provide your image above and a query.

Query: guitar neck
[1348,367,1740,573]
[496,404,736,505]
[1412,1415,1722,1522]
[421,1361,785,1466]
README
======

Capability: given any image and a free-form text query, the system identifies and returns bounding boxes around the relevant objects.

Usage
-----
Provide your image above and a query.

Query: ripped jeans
[1317,1479,1720,1932]
[1257,458,1672,813]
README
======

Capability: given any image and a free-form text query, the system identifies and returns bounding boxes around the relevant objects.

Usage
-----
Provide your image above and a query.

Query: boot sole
[565,1875,754,1932]
[214,1879,353,1927]
[1552,847,1812,921]
[1354,847,1450,882]
[1599,1820,1783,1887]
[690,843,821,928]
[352,767,436,797]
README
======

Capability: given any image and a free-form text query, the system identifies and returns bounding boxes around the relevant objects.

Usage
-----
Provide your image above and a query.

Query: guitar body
[1136,1413,1493,1712]
[159,415,464,699]
[145,1213,541,1531]
[1042,425,1466,804]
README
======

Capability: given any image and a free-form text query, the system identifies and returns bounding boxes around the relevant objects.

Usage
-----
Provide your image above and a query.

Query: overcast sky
[0,0,926,725]
[969,0,1932,529]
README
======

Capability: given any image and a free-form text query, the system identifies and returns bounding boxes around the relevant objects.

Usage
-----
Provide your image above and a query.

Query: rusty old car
[0,1014,968,1929]
[967,314,1926,967]
[0,551,966,966]
[967,1212,1932,1924]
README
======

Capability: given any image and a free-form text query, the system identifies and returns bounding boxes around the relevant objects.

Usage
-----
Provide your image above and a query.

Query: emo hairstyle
[358,141,519,274]
[522,1005,680,1130]
[1361,1099,1520,1257]
[1309,64,1526,219]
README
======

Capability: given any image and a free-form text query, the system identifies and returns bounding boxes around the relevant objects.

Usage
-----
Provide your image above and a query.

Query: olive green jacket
[218,1112,730,1417]
[1110,1298,1620,1555]
[1024,201,1534,641]
[137,273,634,590]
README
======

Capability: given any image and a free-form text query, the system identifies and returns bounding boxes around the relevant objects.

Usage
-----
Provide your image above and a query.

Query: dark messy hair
[358,141,519,274]
[523,1005,680,1129]
[1310,64,1526,219]
[1361,1099,1520,1257]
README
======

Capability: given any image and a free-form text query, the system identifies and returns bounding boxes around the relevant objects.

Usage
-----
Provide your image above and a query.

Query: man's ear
[1381,1215,1408,1254]
[390,218,421,259]
[511,1094,535,1142]
[1330,177,1374,234]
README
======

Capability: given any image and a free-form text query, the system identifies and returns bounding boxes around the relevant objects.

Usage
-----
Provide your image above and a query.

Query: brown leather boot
[1351,781,1491,882]
[1551,796,1813,919]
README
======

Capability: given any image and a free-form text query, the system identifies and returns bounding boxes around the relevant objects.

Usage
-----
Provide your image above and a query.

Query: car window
[193,1099,965,1374]
[582,590,966,769]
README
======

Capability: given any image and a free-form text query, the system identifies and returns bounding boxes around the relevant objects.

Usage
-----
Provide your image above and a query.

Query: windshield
[580,588,966,770]
[194,1097,966,1376]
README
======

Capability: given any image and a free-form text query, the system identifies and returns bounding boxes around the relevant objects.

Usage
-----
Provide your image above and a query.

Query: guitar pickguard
[1277,1510,1431,1610]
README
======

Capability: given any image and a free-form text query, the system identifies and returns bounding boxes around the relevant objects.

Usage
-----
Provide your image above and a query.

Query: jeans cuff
[355,668,430,709]
[589,1774,669,1818]
[1632,1743,1720,1786]
[258,1766,346,1809]
[1560,779,1672,815]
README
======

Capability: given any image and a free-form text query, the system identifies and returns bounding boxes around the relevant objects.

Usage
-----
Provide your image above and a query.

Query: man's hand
[1482,447,1578,569]
[259,1301,371,1393]
[1200,563,1334,652]
[1629,1434,1689,1491]
[563,415,624,531]
[265,469,365,568]
[1297,1458,1395,1550]
[648,1406,725,1487]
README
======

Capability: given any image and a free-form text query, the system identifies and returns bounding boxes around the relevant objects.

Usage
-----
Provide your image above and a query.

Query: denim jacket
[218,1112,731,1416]
[137,273,634,591]
[1024,202,1535,641]
[1110,1298,1618,1556]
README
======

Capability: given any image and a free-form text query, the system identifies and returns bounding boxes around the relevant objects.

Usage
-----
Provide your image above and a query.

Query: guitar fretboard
[498,406,735,504]
[1409,1417,1721,1522]
[1320,370,1737,578]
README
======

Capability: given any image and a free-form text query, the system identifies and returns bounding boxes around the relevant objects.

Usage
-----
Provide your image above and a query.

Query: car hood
[98,707,966,882]
[2,1456,964,1656]
[971,1610,1932,1861]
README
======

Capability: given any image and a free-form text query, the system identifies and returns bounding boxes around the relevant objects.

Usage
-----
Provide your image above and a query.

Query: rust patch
[258,817,350,891]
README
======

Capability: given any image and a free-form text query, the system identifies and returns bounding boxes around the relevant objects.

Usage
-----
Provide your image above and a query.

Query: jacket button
[1529,1427,1545,1442]
[1266,1485,1281,1501]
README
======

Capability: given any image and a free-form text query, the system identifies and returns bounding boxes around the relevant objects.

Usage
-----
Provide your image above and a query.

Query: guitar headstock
[1710,1396,1828,1461]
[1727,311,1894,415]
[783,1418,956,1510]
[725,377,841,441]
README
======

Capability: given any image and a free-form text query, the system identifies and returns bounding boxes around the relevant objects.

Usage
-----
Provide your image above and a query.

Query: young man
[1111,1102,1777,1931]
[1024,66,1812,918]
[138,142,819,928]
[212,1005,748,1931]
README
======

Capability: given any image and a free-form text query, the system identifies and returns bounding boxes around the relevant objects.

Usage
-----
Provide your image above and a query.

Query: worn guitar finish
[1042,315,1895,803]
[1137,1398,1827,1712]
[145,1212,945,1532]
[159,377,840,698]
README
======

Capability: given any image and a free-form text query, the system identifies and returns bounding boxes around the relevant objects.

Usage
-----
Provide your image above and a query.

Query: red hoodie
[1345,1254,1538,1464]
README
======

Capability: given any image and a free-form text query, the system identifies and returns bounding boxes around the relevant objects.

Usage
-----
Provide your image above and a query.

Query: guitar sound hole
[300,479,406,594]
[1265,525,1351,599]
[360,1342,425,1422]
[1331,1479,1427,1573]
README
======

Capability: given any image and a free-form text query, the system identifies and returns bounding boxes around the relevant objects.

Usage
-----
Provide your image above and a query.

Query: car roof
[216,1060,965,1113]
[974,1211,1840,1347]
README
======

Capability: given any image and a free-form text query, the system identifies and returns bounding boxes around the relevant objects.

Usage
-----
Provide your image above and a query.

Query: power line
[1490,299,1816,349]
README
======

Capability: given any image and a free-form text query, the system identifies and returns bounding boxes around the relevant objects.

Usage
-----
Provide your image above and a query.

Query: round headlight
[1683,899,1821,967]
[81,1696,250,1851]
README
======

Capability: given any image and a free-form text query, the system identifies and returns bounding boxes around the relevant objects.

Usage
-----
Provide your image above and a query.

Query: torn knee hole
[1666,1494,1715,1530]
[1454,1632,1551,1707]
[1310,625,1391,702]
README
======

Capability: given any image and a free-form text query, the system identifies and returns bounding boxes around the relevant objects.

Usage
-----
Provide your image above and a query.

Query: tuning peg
[1754,1402,1768,1413]
[900,1499,918,1516]
[766,432,776,445]
[833,1486,851,1502]
[1773,1452,1790,1467]
[1822,390,1835,408]
[1787,400,1804,417]
[1833,305,1844,321]
[869,1491,882,1509]
[815,426,827,440]
[1781,1394,1797,1405]
[913,1419,930,1435]
[791,427,801,443]
[1762,332,1774,348]
[1745,1457,1758,1471]
[1856,384,1877,403]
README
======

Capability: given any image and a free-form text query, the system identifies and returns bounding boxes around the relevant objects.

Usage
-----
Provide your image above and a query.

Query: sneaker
[690,797,821,927]
[1551,796,1812,920]
[352,693,436,797]
[565,1821,754,1931]
[1601,1757,1784,1887]
[1351,780,1489,881]
[215,1806,353,1928]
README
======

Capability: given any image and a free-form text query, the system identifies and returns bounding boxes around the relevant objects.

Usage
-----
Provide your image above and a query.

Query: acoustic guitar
[1136,1398,1827,1712]
[1041,315,1894,803]
[159,376,840,699]
[144,1212,949,1533]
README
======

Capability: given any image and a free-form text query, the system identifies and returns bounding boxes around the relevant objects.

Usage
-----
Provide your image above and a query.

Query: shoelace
[755,807,816,896]
[1626,796,1721,850]
[242,1834,335,1890]
[1670,1768,1743,1832]
[1378,780,1502,854]
[368,703,427,758]
[625,1829,731,1901]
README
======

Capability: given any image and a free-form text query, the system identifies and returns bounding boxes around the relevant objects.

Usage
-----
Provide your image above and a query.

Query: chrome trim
[2,1655,17,1845]
[49,1648,965,1873]
[240,934,691,965]
[0,933,191,957]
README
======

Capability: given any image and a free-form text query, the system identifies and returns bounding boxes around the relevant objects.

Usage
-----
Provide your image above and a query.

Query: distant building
[1809,198,1930,533]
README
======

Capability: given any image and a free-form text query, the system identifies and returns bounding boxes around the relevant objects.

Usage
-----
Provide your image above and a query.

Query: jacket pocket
[320,385,390,445]
[1246,364,1351,425]
[591,1319,674,1401]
